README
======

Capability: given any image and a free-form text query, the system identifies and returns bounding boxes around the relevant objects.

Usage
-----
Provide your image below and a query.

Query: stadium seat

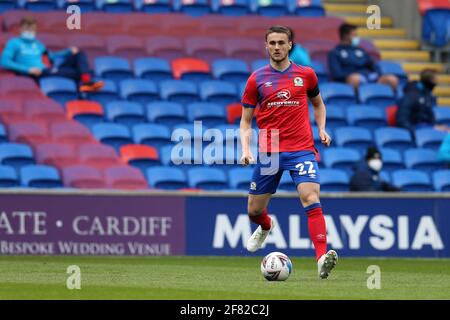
[334,127,374,154]
[0,98,23,124]
[66,100,104,128]
[224,38,264,64]
[23,98,66,122]
[62,165,106,189]
[0,124,7,143]
[171,58,212,82]
[278,171,296,192]
[159,80,199,104]
[35,143,78,168]
[106,35,145,61]
[20,165,62,188]
[92,123,133,151]
[358,84,396,109]
[320,83,356,107]
[346,105,387,130]
[66,33,106,66]
[119,79,159,105]
[86,79,119,106]
[8,121,48,145]
[0,1,16,13]
[20,0,58,12]
[311,60,329,83]
[228,167,253,190]
[0,143,35,169]
[104,165,148,190]
[172,123,205,141]
[78,143,121,169]
[120,144,160,172]
[377,61,408,86]
[95,56,133,84]
[162,16,202,36]
[227,103,242,124]
[375,127,414,152]
[211,0,251,16]
[199,81,239,107]
[146,101,187,127]
[432,170,450,191]
[324,106,347,130]
[0,76,43,99]
[379,148,405,173]
[104,101,146,128]
[96,0,134,12]
[392,169,432,192]
[186,102,227,127]
[255,0,289,17]
[60,0,96,12]
[415,128,447,150]
[134,58,172,82]
[39,77,78,105]
[173,0,211,16]
[146,36,185,60]
[159,144,202,166]
[132,124,172,147]
[134,0,172,13]
[403,148,441,172]
[187,167,228,190]
[146,166,188,189]
[320,168,349,192]
[251,59,267,71]
[323,148,361,174]
[212,59,250,83]
[385,105,398,126]
[0,165,19,187]
[185,37,225,63]
[50,120,94,145]
[422,8,450,47]
[434,107,450,126]
[288,0,325,16]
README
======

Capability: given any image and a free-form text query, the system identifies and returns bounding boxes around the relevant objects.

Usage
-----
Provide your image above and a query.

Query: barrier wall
[0,190,449,257]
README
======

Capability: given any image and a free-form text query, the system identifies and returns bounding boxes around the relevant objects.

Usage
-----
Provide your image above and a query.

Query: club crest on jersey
[277,90,291,101]
[294,77,303,87]
[264,82,272,87]
[250,182,257,190]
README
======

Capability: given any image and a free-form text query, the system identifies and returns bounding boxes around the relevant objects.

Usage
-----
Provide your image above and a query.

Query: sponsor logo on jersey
[277,90,291,101]
[264,82,273,87]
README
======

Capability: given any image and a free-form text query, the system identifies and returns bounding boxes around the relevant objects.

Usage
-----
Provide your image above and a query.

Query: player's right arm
[240,73,258,166]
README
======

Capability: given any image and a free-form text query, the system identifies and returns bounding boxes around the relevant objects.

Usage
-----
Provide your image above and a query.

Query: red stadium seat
[66,100,104,118]
[162,16,201,36]
[122,13,162,36]
[199,16,240,37]
[106,35,146,62]
[386,105,398,127]
[8,121,49,145]
[66,34,107,67]
[83,12,126,35]
[146,36,185,60]
[417,0,450,15]
[227,103,242,124]
[36,33,67,52]
[50,120,94,145]
[238,17,274,37]
[35,143,78,168]
[0,76,44,99]
[23,98,67,122]
[120,144,159,164]
[62,165,106,189]
[185,37,225,63]
[224,38,265,65]
[0,98,24,124]
[104,165,148,190]
[171,58,211,80]
[78,143,122,169]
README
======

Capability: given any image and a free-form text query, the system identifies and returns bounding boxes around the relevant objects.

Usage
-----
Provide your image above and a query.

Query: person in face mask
[327,23,399,91]
[349,147,399,192]
[1,16,103,92]
[397,68,450,134]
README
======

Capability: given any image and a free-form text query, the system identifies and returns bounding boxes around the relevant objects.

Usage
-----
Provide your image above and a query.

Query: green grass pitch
[0,256,449,299]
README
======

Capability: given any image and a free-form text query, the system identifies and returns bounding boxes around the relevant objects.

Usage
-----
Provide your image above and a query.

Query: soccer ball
[260,252,292,281]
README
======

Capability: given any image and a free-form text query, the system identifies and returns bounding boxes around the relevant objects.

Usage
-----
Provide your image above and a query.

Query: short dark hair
[20,16,37,27]
[339,23,357,40]
[366,146,381,160]
[265,25,293,42]
[420,68,437,83]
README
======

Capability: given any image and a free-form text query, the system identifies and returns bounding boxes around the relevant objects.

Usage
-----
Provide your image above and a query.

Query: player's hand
[319,129,332,147]
[240,153,255,166]
[71,46,79,55]
[29,67,42,76]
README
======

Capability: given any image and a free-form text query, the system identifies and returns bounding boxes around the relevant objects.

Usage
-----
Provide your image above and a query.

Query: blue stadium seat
[432,170,450,191]
[135,0,172,13]
[358,83,395,109]
[39,77,78,106]
[146,166,188,189]
[251,59,267,71]
[311,60,329,83]
[199,81,238,106]
[159,144,202,166]
[60,0,96,12]
[254,0,289,17]
[0,124,7,143]
[20,165,62,188]
[0,143,35,170]
[211,0,251,16]
[334,127,373,154]
[320,168,349,192]
[380,148,405,173]
[434,107,450,126]
[278,171,296,192]
[228,167,253,190]
[0,165,19,187]
[415,128,447,150]
[105,101,146,127]
[422,8,450,47]
[375,127,414,152]
[403,148,441,173]
[95,56,133,84]
[288,0,325,16]
[159,80,199,104]
[0,0,16,13]
[173,0,211,16]
[346,105,386,130]
[212,59,250,83]
[96,0,134,12]
[320,83,356,107]
[134,57,172,82]
[323,147,360,175]
[377,61,408,86]
[92,123,133,151]
[86,79,119,106]
[119,79,159,105]
[325,106,347,130]
[186,102,227,127]
[146,101,187,127]
[187,167,228,190]
[172,123,205,142]
[392,169,432,192]
[311,125,333,155]
[19,0,58,11]
[132,124,172,148]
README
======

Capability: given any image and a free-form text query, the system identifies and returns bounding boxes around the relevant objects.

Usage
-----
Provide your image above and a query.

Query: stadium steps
[437,97,450,106]
[324,0,367,4]
[433,86,450,97]
[342,16,393,27]
[323,4,369,14]
[380,50,430,62]
[373,39,420,50]
[356,28,407,38]
[402,62,445,73]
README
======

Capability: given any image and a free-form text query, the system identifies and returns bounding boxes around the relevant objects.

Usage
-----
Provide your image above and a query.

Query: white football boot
[246,217,275,252]
[317,250,338,279]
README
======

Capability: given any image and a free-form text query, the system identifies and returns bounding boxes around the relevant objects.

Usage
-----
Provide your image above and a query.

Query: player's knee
[247,205,264,217]
[300,192,320,207]
[346,73,360,88]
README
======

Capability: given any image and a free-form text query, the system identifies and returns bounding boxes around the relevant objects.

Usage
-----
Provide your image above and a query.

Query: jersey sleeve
[241,73,258,108]
[305,67,320,98]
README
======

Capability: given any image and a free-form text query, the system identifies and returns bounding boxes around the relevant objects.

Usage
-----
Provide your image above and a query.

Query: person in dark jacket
[396,68,450,133]
[350,147,399,192]
[328,23,398,91]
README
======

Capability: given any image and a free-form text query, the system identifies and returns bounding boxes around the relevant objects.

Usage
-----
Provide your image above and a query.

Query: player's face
[266,33,292,63]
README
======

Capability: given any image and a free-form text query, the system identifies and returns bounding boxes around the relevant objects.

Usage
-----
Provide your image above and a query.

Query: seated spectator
[350,147,399,192]
[289,29,311,67]
[396,68,450,133]
[437,133,450,167]
[0,16,103,92]
[328,23,398,91]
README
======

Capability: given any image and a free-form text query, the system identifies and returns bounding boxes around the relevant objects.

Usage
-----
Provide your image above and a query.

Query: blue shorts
[249,151,320,195]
